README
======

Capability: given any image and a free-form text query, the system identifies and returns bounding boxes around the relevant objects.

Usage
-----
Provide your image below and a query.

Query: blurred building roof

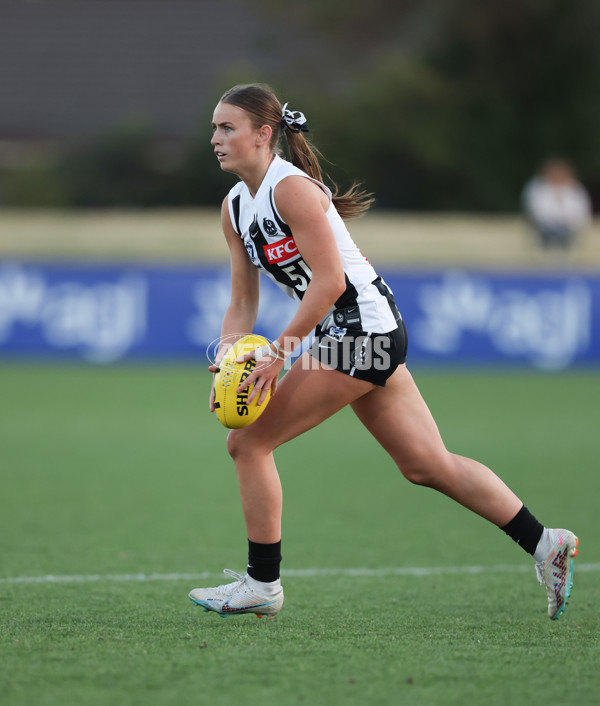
[0,0,273,139]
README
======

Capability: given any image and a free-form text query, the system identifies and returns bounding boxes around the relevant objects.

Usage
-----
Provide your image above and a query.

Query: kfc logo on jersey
[263,236,299,264]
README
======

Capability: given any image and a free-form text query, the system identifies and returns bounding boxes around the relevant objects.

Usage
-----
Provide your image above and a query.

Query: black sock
[500,505,544,556]
[247,540,282,582]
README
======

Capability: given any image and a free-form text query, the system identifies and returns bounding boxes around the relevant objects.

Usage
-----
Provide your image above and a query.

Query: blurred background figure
[522,160,592,251]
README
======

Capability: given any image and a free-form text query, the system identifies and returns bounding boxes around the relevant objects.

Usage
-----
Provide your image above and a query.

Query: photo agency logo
[206,333,286,370]
[314,329,392,372]
[206,331,392,373]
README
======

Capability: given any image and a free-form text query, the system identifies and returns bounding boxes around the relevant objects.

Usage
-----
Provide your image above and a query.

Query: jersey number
[282,260,312,294]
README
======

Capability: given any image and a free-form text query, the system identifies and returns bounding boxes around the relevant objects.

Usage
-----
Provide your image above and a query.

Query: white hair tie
[281,102,309,133]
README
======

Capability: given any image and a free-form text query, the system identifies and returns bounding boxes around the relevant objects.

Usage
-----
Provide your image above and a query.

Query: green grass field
[1,365,599,706]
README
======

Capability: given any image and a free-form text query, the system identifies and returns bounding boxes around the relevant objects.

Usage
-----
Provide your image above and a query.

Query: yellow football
[213,334,272,429]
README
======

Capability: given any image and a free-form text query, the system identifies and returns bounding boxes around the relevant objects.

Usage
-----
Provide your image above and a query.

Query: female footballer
[189,84,578,620]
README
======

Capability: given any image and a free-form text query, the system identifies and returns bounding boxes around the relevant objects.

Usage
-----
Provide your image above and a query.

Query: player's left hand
[235,346,283,406]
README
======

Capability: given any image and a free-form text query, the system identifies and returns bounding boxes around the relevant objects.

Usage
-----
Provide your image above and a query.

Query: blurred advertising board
[0,261,598,370]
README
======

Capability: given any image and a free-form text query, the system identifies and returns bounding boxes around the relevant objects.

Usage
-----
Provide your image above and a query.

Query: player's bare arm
[238,175,346,403]
[274,175,347,344]
[209,197,260,412]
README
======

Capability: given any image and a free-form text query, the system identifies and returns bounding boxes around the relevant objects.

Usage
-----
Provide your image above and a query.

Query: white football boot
[535,528,579,620]
[189,569,284,619]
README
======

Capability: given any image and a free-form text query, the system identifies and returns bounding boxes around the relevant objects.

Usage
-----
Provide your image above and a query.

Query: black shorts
[308,319,408,387]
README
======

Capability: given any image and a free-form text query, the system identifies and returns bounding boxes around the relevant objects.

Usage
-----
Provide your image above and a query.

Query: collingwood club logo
[263,218,278,235]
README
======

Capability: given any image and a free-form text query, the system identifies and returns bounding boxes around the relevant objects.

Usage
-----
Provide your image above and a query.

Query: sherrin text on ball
[213,334,272,429]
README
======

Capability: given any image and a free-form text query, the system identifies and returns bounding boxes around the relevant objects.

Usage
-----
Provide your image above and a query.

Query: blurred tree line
[4,0,600,211]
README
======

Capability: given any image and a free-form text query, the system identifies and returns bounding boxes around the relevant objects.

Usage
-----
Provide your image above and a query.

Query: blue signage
[389,270,599,370]
[0,261,598,370]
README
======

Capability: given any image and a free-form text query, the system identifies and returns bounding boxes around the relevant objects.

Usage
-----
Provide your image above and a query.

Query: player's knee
[226,428,269,462]
[226,429,245,460]
[398,450,451,487]
[399,462,434,486]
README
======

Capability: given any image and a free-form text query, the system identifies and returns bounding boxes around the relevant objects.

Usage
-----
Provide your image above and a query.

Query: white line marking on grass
[1,563,599,584]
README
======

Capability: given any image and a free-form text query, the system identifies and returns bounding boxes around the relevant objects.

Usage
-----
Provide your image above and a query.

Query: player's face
[211,102,260,175]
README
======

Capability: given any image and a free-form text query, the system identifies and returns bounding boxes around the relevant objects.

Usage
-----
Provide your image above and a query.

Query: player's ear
[256,124,272,147]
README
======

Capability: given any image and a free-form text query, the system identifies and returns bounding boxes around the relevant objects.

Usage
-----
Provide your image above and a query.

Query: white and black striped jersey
[227,155,401,333]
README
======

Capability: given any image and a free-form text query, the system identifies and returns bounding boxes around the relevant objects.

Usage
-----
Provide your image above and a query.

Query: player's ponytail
[220,84,374,220]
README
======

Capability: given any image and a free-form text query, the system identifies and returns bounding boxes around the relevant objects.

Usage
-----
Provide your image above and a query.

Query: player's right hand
[208,364,219,412]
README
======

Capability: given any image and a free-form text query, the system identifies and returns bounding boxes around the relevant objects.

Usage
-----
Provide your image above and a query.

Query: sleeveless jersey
[226,155,400,333]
